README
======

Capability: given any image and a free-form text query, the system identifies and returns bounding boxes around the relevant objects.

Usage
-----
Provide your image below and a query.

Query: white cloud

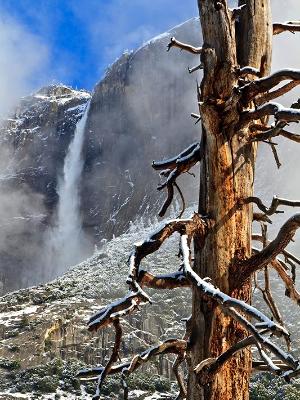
[0,12,49,117]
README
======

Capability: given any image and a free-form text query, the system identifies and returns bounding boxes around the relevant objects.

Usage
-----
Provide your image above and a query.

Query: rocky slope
[0,213,192,399]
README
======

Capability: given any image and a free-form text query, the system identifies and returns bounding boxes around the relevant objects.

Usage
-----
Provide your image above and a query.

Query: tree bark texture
[188,1,272,399]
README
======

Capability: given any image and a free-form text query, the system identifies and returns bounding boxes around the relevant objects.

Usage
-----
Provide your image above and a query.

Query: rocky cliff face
[0,18,201,293]
[82,18,201,240]
[0,86,91,292]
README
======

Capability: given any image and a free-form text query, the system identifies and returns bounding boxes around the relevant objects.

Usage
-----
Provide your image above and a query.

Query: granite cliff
[0,18,201,293]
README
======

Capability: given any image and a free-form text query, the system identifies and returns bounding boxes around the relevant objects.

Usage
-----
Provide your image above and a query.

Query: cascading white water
[47,101,92,273]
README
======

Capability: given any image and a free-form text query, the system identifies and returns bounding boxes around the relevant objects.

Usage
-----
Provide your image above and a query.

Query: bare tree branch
[250,121,288,142]
[174,182,186,218]
[152,142,202,217]
[173,352,187,399]
[252,234,300,267]
[244,195,300,216]
[269,140,282,169]
[138,270,191,289]
[93,319,122,400]
[188,64,203,74]
[77,339,187,381]
[254,266,284,327]
[273,22,300,35]
[123,339,186,373]
[194,336,256,385]
[180,235,290,339]
[241,69,300,101]
[88,288,150,332]
[236,214,300,287]
[281,129,300,143]
[253,213,272,224]
[249,120,300,144]
[256,81,300,105]
[240,102,300,126]
[271,259,300,306]
[127,213,210,286]
[167,37,202,54]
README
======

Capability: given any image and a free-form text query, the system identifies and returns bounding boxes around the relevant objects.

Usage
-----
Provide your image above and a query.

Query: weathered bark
[188,1,272,399]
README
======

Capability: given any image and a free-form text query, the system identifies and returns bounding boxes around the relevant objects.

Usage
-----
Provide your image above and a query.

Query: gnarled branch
[93,318,122,399]
[88,287,150,332]
[167,37,202,54]
[152,142,202,217]
[250,120,300,144]
[195,336,256,385]
[241,69,300,102]
[138,270,191,289]
[127,213,210,285]
[77,338,187,380]
[241,102,300,126]
[256,81,300,106]
[271,259,300,305]
[252,233,300,267]
[236,214,300,287]
[244,196,300,217]
[180,235,289,339]
[273,22,300,35]
[281,129,300,143]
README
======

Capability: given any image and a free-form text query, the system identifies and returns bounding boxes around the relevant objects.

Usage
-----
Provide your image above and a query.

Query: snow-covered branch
[273,22,300,35]
[241,69,300,102]
[180,235,299,382]
[77,339,187,385]
[237,66,261,78]
[138,270,191,289]
[127,213,210,286]
[167,37,202,54]
[240,102,300,126]
[87,287,150,332]
[180,235,289,339]
[152,142,202,217]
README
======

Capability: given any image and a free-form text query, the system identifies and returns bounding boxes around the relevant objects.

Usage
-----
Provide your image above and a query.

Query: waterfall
[46,101,92,274]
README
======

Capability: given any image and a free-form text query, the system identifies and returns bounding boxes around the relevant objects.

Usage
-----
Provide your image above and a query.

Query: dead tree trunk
[189,1,272,399]
[78,1,300,399]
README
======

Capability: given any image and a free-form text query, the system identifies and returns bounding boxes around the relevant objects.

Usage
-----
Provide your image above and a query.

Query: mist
[0,12,51,293]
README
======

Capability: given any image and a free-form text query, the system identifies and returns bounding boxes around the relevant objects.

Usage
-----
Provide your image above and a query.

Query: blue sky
[0,0,198,91]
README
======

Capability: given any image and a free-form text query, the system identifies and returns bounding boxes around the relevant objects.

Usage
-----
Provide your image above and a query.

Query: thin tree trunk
[188,1,272,399]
